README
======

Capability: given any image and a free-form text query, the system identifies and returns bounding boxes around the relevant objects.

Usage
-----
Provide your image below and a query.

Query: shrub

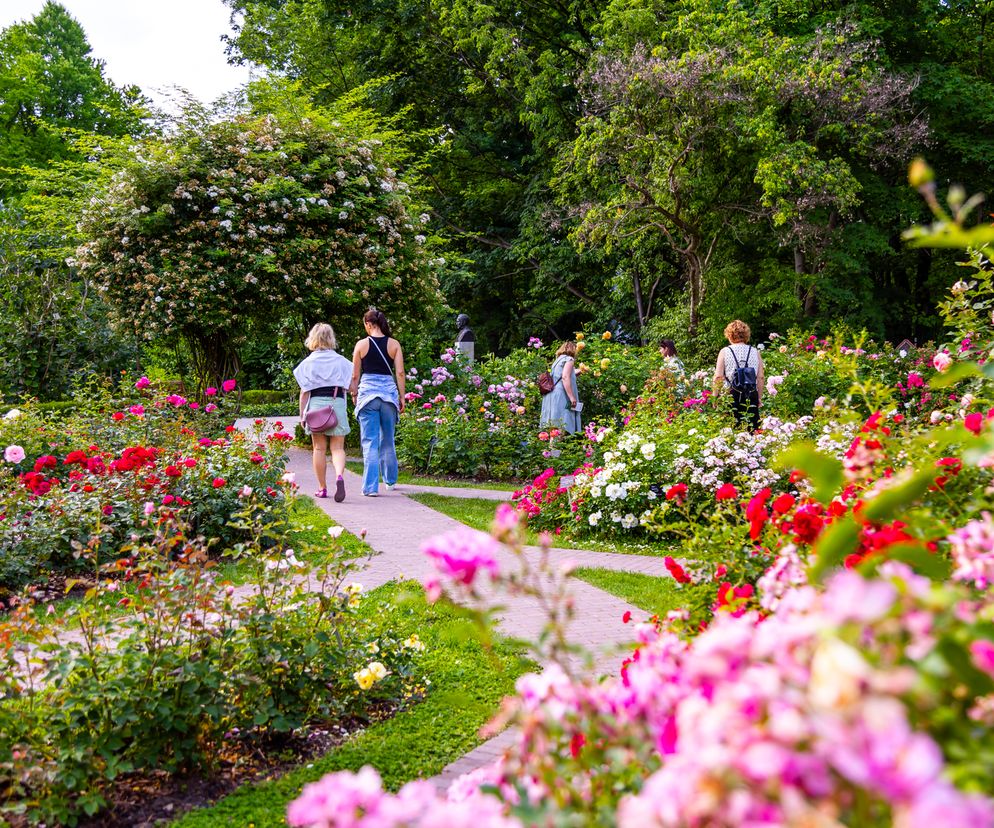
[0,503,426,825]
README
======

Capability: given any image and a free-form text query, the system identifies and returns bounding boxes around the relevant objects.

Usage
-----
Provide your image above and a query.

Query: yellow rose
[576,341,586,351]
[575,332,585,341]
[602,331,612,340]
[367,641,380,654]
[354,668,374,690]
[404,634,426,652]
[368,661,388,681]
[600,358,610,369]
[594,370,602,377]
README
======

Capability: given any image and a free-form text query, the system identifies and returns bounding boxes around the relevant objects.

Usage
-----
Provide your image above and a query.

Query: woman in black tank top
[360,335,394,375]
[350,309,406,496]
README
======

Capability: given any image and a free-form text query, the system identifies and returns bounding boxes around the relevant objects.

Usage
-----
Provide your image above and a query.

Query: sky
[0,0,253,109]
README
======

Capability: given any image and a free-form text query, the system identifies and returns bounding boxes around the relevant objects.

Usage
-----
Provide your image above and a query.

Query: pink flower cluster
[422,527,501,588]
[287,766,520,828]
[948,512,994,589]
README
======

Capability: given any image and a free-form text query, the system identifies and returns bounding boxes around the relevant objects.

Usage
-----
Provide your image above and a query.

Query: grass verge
[345,461,519,492]
[409,493,667,556]
[171,581,527,827]
[572,567,695,618]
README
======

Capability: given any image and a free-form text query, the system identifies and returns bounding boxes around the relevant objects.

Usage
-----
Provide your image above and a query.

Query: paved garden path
[279,444,669,790]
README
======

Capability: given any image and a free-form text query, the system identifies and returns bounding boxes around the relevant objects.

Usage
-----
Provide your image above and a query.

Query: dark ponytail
[363,307,391,338]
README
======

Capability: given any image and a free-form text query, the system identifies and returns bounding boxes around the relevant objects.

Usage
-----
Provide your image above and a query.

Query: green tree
[0,1,146,179]
[224,0,615,349]
[75,97,442,387]
[556,1,925,337]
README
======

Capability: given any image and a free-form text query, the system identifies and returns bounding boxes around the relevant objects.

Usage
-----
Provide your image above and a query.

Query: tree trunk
[187,331,241,395]
[687,254,703,339]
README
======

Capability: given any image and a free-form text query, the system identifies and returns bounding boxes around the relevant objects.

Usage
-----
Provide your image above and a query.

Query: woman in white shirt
[294,323,354,501]
[713,319,764,430]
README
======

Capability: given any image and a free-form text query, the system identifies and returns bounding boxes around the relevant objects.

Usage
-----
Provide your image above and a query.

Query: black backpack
[728,346,757,394]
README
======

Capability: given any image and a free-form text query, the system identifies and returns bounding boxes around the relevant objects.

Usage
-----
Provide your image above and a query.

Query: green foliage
[0,2,147,181]
[0,509,427,825]
[556,0,925,336]
[169,582,526,827]
[75,96,442,388]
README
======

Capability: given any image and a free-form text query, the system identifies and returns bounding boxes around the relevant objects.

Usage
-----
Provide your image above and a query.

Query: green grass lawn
[171,581,527,827]
[345,460,519,492]
[408,493,668,556]
[572,567,696,618]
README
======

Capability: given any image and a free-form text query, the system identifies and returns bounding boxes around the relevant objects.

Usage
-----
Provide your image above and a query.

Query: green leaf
[929,361,982,388]
[774,441,843,506]
[810,516,860,583]
[858,543,951,580]
[860,468,937,522]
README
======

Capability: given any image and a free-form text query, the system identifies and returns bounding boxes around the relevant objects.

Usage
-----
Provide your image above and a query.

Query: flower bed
[396,335,668,480]
[0,501,427,826]
[0,379,292,594]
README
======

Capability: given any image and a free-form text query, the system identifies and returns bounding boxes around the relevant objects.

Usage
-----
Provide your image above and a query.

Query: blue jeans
[358,397,399,494]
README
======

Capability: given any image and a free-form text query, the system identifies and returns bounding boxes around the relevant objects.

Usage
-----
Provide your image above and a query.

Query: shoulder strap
[368,336,394,377]
[728,346,743,370]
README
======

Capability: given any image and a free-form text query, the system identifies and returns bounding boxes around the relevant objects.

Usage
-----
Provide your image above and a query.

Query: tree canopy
[0,1,146,179]
[75,102,442,387]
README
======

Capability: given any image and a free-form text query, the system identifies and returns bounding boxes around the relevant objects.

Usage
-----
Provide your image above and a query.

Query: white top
[720,343,760,385]
[293,349,353,391]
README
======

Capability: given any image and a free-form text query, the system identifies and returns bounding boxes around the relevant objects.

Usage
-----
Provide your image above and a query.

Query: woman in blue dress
[539,341,581,434]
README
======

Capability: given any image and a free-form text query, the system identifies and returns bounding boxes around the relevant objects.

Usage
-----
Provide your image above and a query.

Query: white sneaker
[384,483,396,491]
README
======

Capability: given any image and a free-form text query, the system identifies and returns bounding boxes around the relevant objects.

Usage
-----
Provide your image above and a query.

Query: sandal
[334,477,346,503]
[314,488,328,499]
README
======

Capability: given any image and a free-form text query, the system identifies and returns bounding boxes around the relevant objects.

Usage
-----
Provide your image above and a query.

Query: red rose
[771,493,796,515]
[112,411,125,421]
[164,465,181,478]
[715,483,738,501]
[622,611,632,624]
[665,483,688,502]
[965,412,983,435]
[212,477,226,488]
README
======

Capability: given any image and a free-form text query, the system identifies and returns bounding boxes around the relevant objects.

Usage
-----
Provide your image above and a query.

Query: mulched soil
[6,706,397,828]
[75,719,374,828]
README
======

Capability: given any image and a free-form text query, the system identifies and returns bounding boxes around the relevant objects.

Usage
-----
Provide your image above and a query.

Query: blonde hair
[305,323,337,351]
[724,320,751,344]
[555,341,577,358]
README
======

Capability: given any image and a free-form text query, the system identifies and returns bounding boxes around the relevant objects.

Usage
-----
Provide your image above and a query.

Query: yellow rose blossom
[368,661,388,681]
[575,332,584,340]
[354,668,375,690]
[576,341,586,351]
[600,358,610,369]
[602,331,612,340]
[367,641,380,654]
[404,634,426,652]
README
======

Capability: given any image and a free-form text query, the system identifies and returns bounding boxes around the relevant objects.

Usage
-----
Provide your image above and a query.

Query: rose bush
[0,378,291,593]
[0,500,426,825]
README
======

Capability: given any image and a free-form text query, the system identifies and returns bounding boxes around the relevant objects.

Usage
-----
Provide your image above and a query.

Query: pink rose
[205,387,218,396]
[135,376,150,390]
[422,527,501,587]
[4,445,25,464]
[222,379,237,393]
[932,352,953,373]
